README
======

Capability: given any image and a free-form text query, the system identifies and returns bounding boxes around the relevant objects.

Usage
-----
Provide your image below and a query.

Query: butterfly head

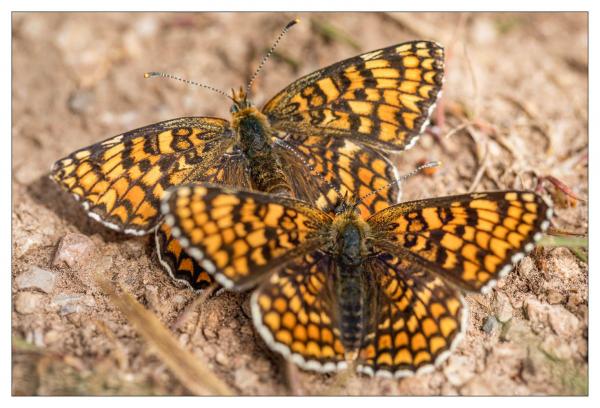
[231,86,254,113]
[334,192,361,217]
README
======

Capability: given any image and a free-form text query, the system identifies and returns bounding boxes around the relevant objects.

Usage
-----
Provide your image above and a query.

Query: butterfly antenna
[246,18,300,94]
[275,139,343,211]
[144,71,234,101]
[354,161,442,208]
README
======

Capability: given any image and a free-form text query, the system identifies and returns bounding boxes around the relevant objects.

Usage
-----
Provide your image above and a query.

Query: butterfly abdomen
[336,265,366,352]
[234,108,291,195]
[334,220,373,354]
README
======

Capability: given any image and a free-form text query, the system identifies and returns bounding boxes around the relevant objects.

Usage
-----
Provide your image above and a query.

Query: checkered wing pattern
[155,152,251,291]
[155,222,215,290]
[51,117,234,235]
[161,184,332,289]
[274,135,399,217]
[367,191,552,293]
[251,250,348,373]
[357,254,466,378]
[264,41,444,152]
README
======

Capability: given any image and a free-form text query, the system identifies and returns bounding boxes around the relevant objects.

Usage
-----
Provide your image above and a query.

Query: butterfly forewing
[367,191,553,292]
[264,41,444,152]
[162,184,332,289]
[51,117,234,235]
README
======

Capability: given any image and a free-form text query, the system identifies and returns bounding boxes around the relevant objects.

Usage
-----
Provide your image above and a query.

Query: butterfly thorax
[330,210,375,355]
[230,94,291,195]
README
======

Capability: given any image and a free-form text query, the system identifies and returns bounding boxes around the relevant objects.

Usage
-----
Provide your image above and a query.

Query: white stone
[15,265,56,293]
[15,292,44,314]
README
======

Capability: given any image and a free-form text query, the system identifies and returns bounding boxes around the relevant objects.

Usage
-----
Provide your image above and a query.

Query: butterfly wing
[273,135,400,218]
[154,151,252,291]
[357,253,467,378]
[161,184,332,289]
[155,223,215,291]
[367,191,553,293]
[251,250,348,373]
[51,117,235,235]
[263,41,444,152]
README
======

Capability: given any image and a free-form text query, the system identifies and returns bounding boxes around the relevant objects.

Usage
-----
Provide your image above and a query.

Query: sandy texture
[12,12,588,395]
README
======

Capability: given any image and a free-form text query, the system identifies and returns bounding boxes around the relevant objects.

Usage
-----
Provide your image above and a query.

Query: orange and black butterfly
[161,183,552,377]
[50,19,445,290]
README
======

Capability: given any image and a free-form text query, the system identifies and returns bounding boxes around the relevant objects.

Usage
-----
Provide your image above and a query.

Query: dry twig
[97,276,234,396]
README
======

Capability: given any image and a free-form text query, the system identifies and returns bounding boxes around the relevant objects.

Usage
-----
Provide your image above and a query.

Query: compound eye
[230,104,239,113]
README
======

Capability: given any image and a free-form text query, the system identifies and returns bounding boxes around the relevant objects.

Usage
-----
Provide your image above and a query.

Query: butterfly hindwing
[154,151,252,291]
[155,223,215,290]
[264,41,444,152]
[367,191,553,292]
[251,250,348,372]
[357,253,466,378]
[51,117,234,235]
[161,184,332,289]
[274,134,400,218]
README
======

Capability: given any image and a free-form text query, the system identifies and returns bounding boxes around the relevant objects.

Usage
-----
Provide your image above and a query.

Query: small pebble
[443,355,475,387]
[51,293,94,315]
[178,333,190,346]
[67,89,95,114]
[144,285,160,312]
[548,305,579,337]
[15,265,56,293]
[15,292,44,314]
[493,292,513,323]
[500,318,532,342]
[172,294,187,306]
[524,297,549,328]
[547,289,564,304]
[482,316,500,334]
[234,367,259,390]
[53,233,96,269]
[215,351,229,366]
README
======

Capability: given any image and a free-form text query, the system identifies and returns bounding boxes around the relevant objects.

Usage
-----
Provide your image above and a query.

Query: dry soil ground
[12,12,588,395]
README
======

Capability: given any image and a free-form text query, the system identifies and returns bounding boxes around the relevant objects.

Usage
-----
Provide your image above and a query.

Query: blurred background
[12,13,587,395]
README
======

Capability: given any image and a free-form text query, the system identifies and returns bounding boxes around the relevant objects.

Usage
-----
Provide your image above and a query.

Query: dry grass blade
[544,175,586,202]
[96,277,234,396]
[538,234,588,262]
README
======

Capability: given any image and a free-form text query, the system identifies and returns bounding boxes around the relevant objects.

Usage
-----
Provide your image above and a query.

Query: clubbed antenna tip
[286,18,300,29]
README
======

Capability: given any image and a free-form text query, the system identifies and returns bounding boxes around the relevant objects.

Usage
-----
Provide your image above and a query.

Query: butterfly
[160,183,552,377]
[50,19,445,290]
